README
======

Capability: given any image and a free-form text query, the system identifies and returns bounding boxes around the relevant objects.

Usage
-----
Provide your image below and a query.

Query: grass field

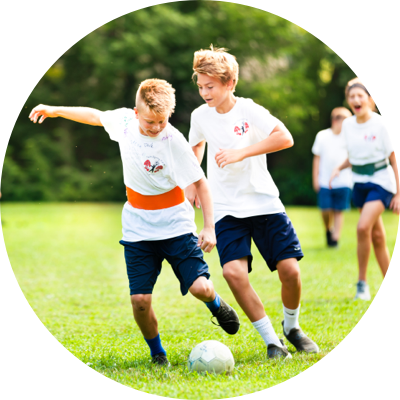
[1,203,398,399]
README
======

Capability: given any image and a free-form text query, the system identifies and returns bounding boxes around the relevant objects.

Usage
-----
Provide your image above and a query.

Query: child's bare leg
[131,294,158,339]
[222,257,266,322]
[321,210,332,231]
[276,258,301,309]
[332,210,344,242]
[357,201,385,282]
[189,276,215,302]
[371,215,390,277]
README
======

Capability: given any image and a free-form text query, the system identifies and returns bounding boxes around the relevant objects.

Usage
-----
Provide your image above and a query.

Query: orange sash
[126,186,185,210]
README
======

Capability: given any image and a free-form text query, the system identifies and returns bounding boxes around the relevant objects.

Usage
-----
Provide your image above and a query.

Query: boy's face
[196,73,233,108]
[134,106,169,138]
[331,114,347,131]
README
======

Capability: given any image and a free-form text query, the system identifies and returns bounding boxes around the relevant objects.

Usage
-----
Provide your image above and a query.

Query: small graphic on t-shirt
[364,133,376,142]
[234,119,250,136]
[144,156,165,174]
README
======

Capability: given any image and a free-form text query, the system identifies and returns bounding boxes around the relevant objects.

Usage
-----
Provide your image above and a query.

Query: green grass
[1,203,398,399]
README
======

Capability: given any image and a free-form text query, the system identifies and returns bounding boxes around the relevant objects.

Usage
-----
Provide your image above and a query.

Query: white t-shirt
[341,113,396,194]
[311,128,352,189]
[189,97,285,223]
[100,108,205,242]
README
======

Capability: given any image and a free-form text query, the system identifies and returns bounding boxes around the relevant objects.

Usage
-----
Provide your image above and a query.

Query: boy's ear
[134,107,139,119]
[226,79,234,91]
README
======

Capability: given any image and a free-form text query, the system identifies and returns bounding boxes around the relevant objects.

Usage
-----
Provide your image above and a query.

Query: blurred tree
[2,1,355,204]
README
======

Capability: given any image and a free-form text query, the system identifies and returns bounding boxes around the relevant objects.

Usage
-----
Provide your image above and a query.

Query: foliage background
[2,1,355,204]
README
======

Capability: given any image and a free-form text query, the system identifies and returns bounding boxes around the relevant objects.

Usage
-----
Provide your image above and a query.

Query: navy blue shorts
[120,233,210,296]
[215,213,304,273]
[352,182,393,209]
[318,187,352,211]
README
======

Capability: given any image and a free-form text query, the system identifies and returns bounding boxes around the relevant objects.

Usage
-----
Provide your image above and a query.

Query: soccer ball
[187,340,234,374]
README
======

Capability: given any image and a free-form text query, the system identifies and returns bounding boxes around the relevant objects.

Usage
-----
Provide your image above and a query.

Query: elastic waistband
[126,186,185,210]
[352,159,389,176]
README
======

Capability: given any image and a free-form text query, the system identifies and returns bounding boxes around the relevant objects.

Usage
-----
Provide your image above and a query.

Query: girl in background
[330,79,399,300]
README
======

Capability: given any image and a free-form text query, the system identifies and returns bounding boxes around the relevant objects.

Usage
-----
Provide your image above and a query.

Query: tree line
[2,1,355,205]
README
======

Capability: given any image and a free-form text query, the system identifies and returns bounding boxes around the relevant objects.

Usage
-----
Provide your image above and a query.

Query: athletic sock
[283,305,301,335]
[204,292,221,313]
[144,333,166,357]
[252,316,282,348]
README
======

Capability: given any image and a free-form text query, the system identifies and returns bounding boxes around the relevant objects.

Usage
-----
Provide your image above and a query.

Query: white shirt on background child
[341,113,396,194]
[311,128,352,189]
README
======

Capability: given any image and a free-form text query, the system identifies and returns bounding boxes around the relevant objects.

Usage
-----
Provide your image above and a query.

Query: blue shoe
[354,281,371,301]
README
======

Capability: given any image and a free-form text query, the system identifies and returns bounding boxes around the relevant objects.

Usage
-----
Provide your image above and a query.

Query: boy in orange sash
[29,79,239,366]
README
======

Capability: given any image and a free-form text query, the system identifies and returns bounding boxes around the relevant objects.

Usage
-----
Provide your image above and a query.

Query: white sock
[283,305,300,335]
[252,316,282,348]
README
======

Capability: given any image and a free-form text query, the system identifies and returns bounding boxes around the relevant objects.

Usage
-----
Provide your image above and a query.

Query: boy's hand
[197,227,216,253]
[389,193,400,215]
[185,183,201,208]
[329,168,340,189]
[313,181,320,193]
[29,104,58,124]
[215,148,245,168]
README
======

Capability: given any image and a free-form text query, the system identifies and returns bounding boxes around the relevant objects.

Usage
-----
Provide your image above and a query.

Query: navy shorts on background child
[352,182,393,209]
[215,213,304,273]
[318,187,352,210]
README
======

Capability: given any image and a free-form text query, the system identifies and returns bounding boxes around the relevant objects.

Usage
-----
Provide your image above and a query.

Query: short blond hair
[331,107,352,120]
[345,77,376,111]
[136,79,176,116]
[192,45,239,91]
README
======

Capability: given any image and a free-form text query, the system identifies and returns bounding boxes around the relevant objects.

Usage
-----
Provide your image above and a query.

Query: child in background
[330,80,400,300]
[312,107,352,247]
[29,79,239,366]
[186,46,319,358]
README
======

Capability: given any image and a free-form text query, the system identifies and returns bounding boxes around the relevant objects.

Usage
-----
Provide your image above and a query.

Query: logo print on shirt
[144,156,165,174]
[234,119,249,136]
[364,133,376,142]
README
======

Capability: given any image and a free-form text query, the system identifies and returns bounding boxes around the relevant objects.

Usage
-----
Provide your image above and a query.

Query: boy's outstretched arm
[215,123,293,168]
[29,104,103,126]
[192,177,216,253]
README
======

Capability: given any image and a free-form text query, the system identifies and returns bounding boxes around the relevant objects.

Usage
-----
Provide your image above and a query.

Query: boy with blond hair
[312,107,353,247]
[186,46,319,358]
[29,78,239,367]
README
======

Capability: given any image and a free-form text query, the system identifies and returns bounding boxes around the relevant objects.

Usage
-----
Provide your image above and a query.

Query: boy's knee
[131,294,151,311]
[222,265,244,284]
[190,277,212,298]
[277,261,301,285]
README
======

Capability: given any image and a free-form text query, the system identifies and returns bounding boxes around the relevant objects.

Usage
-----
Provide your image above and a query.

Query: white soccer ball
[187,340,235,374]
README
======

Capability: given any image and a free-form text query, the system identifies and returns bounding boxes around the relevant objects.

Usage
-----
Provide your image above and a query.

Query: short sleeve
[247,100,281,138]
[188,111,206,146]
[173,149,205,189]
[381,123,395,157]
[100,108,135,142]
[311,132,321,155]
[170,127,205,189]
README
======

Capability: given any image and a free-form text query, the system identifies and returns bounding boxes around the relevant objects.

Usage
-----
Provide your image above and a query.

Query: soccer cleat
[267,339,292,359]
[211,298,240,335]
[282,321,320,353]
[152,353,170,367]
[326,230,338,247]
[354,280,371,301]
